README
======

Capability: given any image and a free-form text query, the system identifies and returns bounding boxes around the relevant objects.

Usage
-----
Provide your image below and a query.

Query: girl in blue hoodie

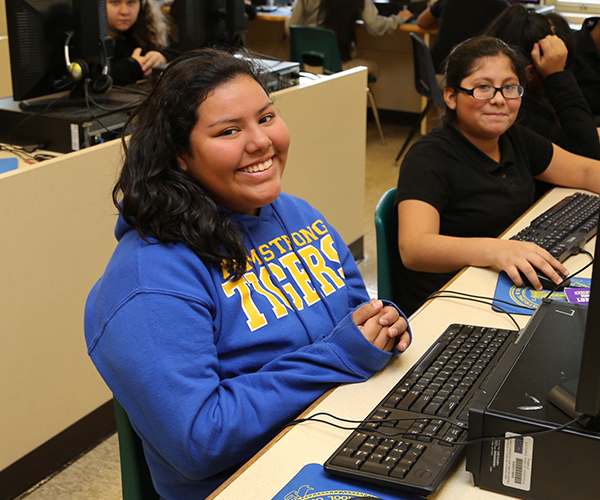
[84,48,411,499]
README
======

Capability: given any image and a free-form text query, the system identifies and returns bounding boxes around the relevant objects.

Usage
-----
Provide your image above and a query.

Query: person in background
[485,5,600,161]
[244,0,258,21]
[285,0,413,78]
[85,48,411,500]
[107,0,179,85]
[572,17,600,125]
[393,36,600,316]
[417,0,509,73]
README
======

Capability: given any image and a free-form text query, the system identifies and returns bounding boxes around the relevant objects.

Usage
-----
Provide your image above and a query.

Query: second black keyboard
[324,323,518,496]
[510,192,599,262]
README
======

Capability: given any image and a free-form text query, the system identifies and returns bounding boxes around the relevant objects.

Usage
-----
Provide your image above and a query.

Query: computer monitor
[172,0,250,53]
[5,0,113,106]
[573,231,600,417]
[548,231,600,426]
[373,0,429,17]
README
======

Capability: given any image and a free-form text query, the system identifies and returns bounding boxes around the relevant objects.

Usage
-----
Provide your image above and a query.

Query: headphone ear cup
[91,74,113,94]
[68,59,88,82]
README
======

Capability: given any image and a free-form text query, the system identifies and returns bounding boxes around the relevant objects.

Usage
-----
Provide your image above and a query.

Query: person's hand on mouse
[353,299,410,352]
[489,239,569,290]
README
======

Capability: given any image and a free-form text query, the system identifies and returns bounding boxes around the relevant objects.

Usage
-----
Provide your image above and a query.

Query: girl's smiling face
[444,54,522,149]
[177,75,290,215]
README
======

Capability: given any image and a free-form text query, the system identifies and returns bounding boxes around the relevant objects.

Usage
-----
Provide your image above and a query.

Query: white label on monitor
[70,124,80,151]
[503,432,533,491]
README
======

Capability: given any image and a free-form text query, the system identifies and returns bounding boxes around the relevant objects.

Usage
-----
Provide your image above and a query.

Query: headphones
[64,33,113,94]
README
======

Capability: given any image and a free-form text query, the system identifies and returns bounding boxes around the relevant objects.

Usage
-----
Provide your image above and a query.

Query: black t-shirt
[519,70,600,160]
[572,18,600,117]
[430,0,510,72]
[392,123,553,315]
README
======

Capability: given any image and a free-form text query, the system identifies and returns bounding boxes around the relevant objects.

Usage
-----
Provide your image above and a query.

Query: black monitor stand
[548,380,600,429]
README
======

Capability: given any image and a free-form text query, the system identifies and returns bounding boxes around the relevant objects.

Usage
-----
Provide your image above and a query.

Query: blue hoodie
[85,193,409,499]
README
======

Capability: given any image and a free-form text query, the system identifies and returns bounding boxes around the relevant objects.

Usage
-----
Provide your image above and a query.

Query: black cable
[1,143,40,163]
[33,152,59,162]
[84,84,145,113]
[544,250,595,298]
[419,252,596,326]
[1,143,59,164]
[281,412,465,434]
[422,289,530,329]
[429,289,536,312]
[84,80,119,139]
[460,415,583,447]
[283,411,585,448]
[111,84,151,96]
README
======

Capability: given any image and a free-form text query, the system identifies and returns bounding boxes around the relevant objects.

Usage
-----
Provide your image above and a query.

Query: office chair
[395,32,445,164]
[374,187,400,302]
[113,396,160,500]
[289,25,386,145]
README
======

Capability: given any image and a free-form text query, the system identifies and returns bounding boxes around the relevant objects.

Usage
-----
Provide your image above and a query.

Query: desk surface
[0,145,60,171]
[207,186,595,500]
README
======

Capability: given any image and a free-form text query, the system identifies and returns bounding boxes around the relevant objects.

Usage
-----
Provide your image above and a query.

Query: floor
[16,120,413,500]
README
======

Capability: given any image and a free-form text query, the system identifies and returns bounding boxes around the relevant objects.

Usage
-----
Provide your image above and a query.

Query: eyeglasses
[456,85,525,100]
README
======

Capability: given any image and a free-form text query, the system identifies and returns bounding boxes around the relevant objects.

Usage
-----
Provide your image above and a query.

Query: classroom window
[547,0,600,16]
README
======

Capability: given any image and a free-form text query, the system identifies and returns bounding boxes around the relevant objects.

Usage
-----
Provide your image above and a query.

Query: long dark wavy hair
[114,49,268,281]
[320,0,364,62]
[442,35,527,126]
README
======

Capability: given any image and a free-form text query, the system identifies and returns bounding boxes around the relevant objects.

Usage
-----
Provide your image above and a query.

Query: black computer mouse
[519,269,570,291]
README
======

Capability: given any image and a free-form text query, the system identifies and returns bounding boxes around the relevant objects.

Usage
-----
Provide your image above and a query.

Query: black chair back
[411,32,445,107]
[394,33,445,163]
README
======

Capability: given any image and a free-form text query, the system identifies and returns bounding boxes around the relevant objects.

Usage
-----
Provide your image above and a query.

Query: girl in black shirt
[107,0,179,85]
[394,36,600,315]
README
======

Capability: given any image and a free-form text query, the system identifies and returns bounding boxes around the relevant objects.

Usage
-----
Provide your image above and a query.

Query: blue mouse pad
[492,272,591,316]
[0,157,18,174]
[271,463,423,500]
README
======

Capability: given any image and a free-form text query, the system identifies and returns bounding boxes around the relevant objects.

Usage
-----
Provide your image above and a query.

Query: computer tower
[0,92,141,153]
[466,300,600,500]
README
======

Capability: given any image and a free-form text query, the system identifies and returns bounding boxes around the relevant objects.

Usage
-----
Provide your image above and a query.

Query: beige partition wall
[0,141,121,477]
[0,141,121,472]
[0,68,367,491]
[276,68,367,249]
[0,0,12,99]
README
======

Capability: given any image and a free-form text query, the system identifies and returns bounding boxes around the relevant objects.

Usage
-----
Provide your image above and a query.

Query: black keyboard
[510,192,600,262]
[324,324,518,496]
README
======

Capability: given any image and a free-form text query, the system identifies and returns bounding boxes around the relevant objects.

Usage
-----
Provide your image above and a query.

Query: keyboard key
[411,394,433,413]
[390,464,410,479]
[398,390,421,410]
[361,460,394,475]
[331,455,363,469]
[423,401,441,415]
[438,400,458,417]
[388,448,405,461]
